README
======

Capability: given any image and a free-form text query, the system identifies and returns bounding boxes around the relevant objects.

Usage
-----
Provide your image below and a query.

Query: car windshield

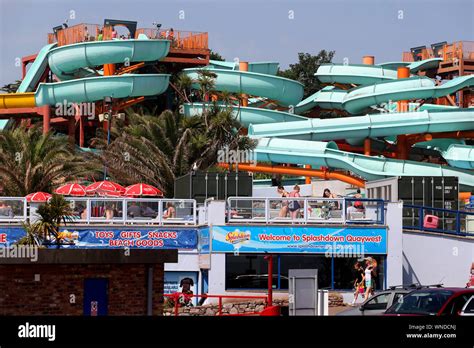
[386,290,454,315]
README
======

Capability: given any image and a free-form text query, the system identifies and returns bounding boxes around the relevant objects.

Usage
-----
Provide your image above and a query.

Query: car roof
[408,288,474,294]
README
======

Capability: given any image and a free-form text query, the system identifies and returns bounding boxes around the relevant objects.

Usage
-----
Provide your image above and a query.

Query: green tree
[16,194,73,247]
[1,80,22,93]
[210,49,225,61]
[278,50,335,98]
[0,126,91,196]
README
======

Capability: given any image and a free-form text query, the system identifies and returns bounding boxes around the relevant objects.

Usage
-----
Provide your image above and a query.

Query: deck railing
[403,204,474,236]
[48,23,208,50]
[226,197,385,225]
[402,41,474,62]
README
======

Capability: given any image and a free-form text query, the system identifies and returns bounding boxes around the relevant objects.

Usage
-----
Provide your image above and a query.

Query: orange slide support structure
[218,162,365,188]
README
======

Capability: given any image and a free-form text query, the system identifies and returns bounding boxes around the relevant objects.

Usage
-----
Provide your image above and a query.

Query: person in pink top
[111,26,118,39]
[288,185,302,219]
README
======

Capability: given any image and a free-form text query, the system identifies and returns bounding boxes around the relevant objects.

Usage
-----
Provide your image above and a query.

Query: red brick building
[0,249,177,315]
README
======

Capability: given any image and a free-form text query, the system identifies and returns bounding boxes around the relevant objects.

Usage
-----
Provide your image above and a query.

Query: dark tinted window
[386,290,454,315]
[364,293,390,310]
[279,255,331,289]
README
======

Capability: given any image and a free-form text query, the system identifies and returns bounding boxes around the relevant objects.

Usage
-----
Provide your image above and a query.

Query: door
[83,278,108,316]
[360,292,390,315]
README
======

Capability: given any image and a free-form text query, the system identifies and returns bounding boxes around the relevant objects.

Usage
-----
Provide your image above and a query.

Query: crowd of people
[74,201,176,221]
[275,185,365,219]
[81,25,175,43]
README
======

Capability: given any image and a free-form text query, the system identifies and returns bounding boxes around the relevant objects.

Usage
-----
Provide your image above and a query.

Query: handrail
[226,197,385,225]
[403,204,474,236]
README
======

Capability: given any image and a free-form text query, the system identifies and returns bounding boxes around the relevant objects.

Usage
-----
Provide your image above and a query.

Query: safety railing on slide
[163,293,278,316]
[47,23,209,50]
[403,204,474,236]
[226,197,385,225]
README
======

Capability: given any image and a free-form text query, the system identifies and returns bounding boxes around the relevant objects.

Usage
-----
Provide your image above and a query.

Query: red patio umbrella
[96,189,123,197]
[85,180,126,195]
[124,183,163,197]
[25,192,52,203]
[55,183,87,196]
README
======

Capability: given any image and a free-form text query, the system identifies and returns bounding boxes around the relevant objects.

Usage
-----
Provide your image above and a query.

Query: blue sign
[0,226,199,249]
[211,225,387,254]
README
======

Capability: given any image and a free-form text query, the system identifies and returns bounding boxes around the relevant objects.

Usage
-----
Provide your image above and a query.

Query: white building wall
[386,202,403,287]
[403,231,474,287]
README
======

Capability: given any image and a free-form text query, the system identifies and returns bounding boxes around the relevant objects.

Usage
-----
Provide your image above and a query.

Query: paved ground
[329,305,352,315]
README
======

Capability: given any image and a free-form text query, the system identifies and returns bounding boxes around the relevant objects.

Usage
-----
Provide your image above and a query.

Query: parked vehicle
[385,288,474,316]
[338,284,420,316]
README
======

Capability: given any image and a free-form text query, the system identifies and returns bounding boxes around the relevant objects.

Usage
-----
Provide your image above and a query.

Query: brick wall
[0,263,164,315]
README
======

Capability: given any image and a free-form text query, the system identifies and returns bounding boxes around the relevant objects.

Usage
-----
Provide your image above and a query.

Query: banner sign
[0,227,198,249]
[211,225,387,254]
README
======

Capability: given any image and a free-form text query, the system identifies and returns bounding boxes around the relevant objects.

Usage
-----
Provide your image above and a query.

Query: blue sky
[0,0,472,85]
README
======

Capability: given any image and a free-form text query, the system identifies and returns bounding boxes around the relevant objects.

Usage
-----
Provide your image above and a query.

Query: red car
[384,288,474,316]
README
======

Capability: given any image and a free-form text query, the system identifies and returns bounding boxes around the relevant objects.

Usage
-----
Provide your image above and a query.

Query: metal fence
[403,204,474,236]
[226,197,385,225]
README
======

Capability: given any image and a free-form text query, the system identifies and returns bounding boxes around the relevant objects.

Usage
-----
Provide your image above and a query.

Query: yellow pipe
[0,93,36,109]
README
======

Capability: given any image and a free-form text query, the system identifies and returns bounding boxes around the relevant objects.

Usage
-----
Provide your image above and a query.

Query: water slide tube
[254,137,474,188]
[248,109,474,140]
[182,103,306,126]
[441,144,474,169]
[182,68,304,106]
[342,75,474,114]
[48,38,170,80]
[0,74,170,109]
[0,38,172,110]
[208,60,279,75]
[315,58,442,85]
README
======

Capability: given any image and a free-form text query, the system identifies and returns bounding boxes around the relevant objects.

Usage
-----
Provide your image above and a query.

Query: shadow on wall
[402,251,422,286]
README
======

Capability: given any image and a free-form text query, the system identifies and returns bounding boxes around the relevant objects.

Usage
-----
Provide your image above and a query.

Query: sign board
[211,225,387,254]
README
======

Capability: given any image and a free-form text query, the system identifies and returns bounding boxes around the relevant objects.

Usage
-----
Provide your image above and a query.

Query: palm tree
[15,194,73,247]
[0,126,91,196]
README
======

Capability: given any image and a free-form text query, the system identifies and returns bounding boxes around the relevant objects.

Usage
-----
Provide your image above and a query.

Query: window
[225,254,384,290]
[279,255,331,289]
[462,296,474,314]
[442,294,471,315]
[393,293,406,305]
[226,255,277,289]
[364,293,390,310]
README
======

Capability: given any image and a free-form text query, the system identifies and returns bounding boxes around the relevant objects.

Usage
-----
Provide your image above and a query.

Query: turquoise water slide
[48,38,170,80]
[342,75,474,114]
[254,137,474,188]
[183,68,304,106]
[183,103,305,126]
[315,58,442,85]
[182,58,472,186]
[0,38,172,130]
[18,43,57,92]
[34,74,170,106]
[248,109,474,141]
[208,60,279,75]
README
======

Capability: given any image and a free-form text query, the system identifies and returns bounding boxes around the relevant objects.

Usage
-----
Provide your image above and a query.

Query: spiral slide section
[0,37,171,111]
[254,138,474,189]
[182,68,304,106]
